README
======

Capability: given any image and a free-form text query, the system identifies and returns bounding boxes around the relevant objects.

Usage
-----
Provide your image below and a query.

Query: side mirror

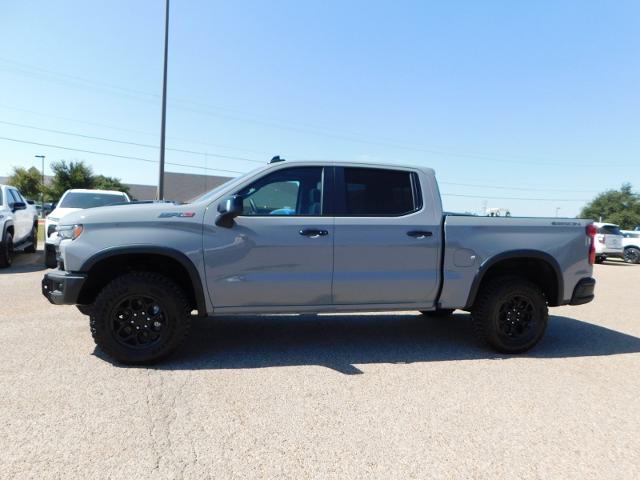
[11,201,27,212]
[215,195,243,227]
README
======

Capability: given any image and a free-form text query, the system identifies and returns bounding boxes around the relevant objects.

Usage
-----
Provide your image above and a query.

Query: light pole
[35,154,45,210]
[157,0,170,200]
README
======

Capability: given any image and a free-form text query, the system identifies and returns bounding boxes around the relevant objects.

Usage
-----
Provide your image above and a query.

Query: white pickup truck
[0,184,39,267]
[42,160,597,364]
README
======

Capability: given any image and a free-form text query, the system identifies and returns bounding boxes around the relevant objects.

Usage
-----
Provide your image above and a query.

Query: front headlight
[56,224,84,240]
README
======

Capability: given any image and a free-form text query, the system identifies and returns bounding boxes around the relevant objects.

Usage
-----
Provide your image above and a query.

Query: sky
[1,0,639,216]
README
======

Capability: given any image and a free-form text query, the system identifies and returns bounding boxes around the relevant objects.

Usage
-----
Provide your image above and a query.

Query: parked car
[593,222,624,263]
[42,160,596,364]
[0,184,39,267]
[622,230,640,264]
[44,189,130,267]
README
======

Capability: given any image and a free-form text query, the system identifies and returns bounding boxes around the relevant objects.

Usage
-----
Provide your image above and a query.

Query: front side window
[342,168,418,216]
[237,167,324,216]
[8,189,21,205]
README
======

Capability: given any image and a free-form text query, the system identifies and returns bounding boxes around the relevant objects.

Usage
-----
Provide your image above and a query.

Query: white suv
[593,222,624,263]
[622,230,640,264]
[0,184,39,267]
[45,189,130,267]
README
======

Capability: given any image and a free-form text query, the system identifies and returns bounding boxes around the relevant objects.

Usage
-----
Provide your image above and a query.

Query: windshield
[59,192,129,209]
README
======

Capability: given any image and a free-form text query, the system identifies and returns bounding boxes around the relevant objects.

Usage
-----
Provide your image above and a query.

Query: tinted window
[237,167,324,216]
[59,192,128,208]
[342,168,417,216]
[8,189,21,205]
[598,225,622,235]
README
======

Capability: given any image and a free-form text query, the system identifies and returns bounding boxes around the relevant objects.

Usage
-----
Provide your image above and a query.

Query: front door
[332,166,441,306]
[203,166,334,309]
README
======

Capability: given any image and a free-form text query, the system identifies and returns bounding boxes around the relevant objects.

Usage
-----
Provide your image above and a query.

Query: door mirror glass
[215,195,243,227]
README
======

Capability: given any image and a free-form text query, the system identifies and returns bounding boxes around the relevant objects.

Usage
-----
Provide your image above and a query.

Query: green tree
[580,183,640,229]
[8,166,42,200]
[93,175,130,195]
[47,160,95,200]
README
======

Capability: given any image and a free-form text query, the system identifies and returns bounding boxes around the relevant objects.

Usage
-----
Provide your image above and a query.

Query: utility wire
[0,119,264,164]
[0,136,248,175]
[0,56,628,168]
[441,193,588,202]
[0,103,271,156]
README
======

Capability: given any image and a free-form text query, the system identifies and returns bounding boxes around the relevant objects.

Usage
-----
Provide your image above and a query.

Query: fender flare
[464,249,564,308]
[79,245,207,316]
[1,219,14,241]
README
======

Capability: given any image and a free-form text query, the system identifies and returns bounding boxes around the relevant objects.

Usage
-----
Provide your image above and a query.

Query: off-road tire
[471,276,548,353]
[0,231,14,268]
[420,309,455,318]
[24,224,38,253]
[44,245,57,268]
[90,272,191,365]
[624,247,640,264]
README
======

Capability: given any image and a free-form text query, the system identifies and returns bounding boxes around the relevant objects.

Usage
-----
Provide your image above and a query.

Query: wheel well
[473,257,561,306]
[6,224,14,236]
[78,253,201,313]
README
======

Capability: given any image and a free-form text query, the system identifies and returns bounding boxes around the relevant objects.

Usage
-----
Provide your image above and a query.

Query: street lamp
[35,154,45,211]
[157,0,170,200]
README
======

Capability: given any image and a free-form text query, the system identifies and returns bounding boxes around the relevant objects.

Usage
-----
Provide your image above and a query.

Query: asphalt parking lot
[1,251,639,479]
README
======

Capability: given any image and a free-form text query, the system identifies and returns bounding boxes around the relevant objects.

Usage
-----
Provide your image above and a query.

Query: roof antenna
[270,155,285,163]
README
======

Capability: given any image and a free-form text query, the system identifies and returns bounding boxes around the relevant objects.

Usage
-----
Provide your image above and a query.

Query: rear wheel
[471,276,548,353]
[595,256,605,264]
[624,247,640,264]
[0,231,14,268]
[90,272,191,365]
[24,224,38,253]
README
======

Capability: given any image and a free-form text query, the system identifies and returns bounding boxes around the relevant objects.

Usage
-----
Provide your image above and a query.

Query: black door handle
[407,230,433,238]
[299,229,329,237]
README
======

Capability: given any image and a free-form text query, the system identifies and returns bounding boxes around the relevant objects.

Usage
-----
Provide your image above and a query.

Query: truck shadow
[138,312,640,374]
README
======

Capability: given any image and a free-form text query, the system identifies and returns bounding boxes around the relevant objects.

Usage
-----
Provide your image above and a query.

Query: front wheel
[471,276,548,353]
[90,272,192,365]
[0,231,14,268]
[624,247,640,264]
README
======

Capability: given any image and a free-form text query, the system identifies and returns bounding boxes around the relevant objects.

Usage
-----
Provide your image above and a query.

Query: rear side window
[341,168,419,216]
[598,225,622,235]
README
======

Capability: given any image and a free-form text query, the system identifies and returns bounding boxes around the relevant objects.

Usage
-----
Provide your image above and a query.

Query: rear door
[332,166,441,306]
[599,225,623,250]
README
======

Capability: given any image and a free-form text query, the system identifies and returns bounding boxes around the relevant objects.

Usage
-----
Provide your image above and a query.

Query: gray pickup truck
[42,160,596,364]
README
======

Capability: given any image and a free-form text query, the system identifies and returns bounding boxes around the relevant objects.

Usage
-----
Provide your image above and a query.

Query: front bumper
[569,277,596,305]
[42,270,87,305]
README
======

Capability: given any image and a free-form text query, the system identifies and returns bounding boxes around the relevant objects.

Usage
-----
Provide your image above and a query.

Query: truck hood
[47,207,82,221]
[56,202,200,225]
